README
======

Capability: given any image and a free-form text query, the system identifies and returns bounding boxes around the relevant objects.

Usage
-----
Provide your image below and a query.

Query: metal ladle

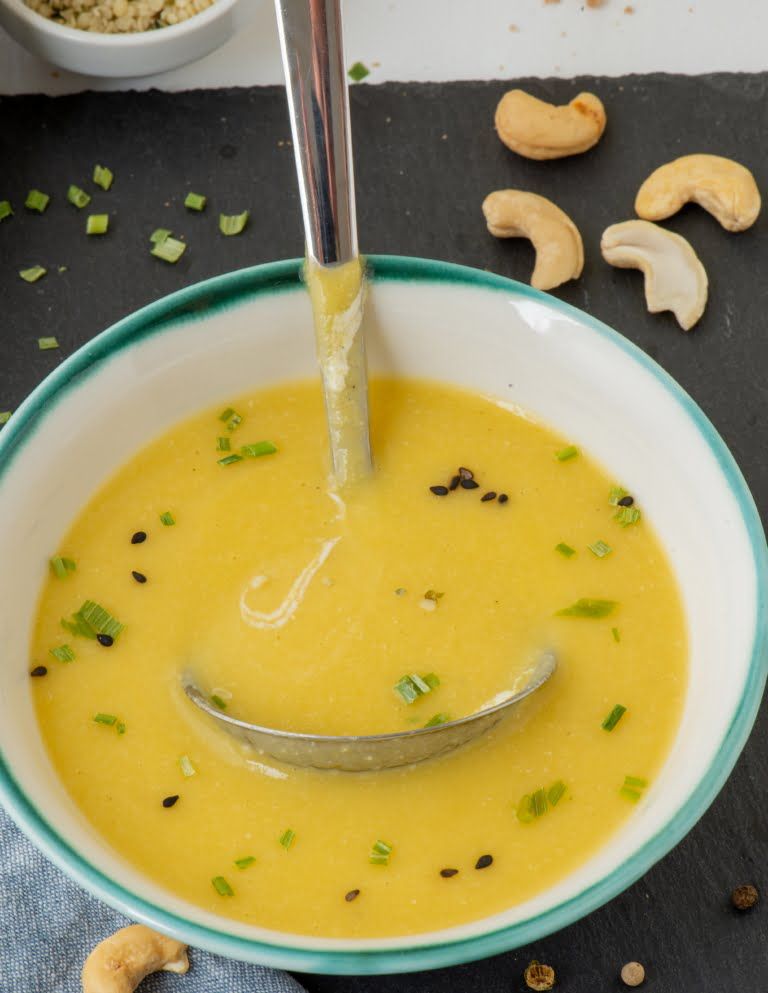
[183,0,557,771]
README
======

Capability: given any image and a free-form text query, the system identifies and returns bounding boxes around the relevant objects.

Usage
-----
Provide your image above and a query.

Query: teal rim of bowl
[0,255,766,975]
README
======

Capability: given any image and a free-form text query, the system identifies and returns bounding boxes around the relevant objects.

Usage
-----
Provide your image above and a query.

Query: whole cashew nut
[82,924,189,993]
[601,220,708,331]
[635,154,761,232]
[494,89,606,160]
[483,190,584,291]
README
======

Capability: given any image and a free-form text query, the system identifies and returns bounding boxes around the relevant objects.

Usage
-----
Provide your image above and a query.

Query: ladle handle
[274,0,358,267]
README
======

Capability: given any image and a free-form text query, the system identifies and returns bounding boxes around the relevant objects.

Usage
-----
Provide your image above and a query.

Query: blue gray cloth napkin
[1,805,308,993]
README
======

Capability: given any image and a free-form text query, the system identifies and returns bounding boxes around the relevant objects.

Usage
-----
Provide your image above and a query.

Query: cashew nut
[635,154,761,232]
[601,220,708,331]
[494,89,606,160]
[482,190,584,291]
[82,924,189,993]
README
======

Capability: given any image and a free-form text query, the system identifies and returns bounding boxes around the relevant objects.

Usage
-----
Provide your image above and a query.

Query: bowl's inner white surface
[0,278,756,950]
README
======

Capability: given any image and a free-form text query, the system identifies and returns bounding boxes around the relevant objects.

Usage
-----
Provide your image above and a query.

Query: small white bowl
[0,257,765,973]
[0,0,239,76]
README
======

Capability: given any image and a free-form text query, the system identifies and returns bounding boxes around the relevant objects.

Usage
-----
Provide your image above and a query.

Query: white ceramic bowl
[0,0,238,76]
[0,257,765,974]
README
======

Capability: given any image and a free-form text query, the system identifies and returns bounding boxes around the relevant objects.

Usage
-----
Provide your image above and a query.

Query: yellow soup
[32,378,686,938]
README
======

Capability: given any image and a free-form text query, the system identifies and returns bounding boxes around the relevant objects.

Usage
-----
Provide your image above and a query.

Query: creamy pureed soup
[32,378,686,937]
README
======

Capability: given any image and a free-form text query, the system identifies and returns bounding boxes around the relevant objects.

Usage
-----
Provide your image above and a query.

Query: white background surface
[1,0,768,95]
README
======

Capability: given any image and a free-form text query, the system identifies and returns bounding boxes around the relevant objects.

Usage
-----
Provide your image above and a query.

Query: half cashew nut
[601,220,708,331]
[494,89,606,160]
[635,154,761,232]
[483,190,584,291]
[82,924,189,993]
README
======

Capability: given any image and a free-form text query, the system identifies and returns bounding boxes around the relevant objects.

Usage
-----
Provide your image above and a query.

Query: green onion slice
[235,855,256,869]
[555,542,576,558]
[151,236,186,263]
[241,441,278,458]
[608,486,628,506]
[62,600,124,641]
[25,189,50,213]
[159,511,175,526]
[86,213,109,235]
[348,61,370,81]
[184,192,207,211]
[602,703,627,732]
[279,829,296,849]
[548,780,566,806]
[211,875,234,896]
[369,839,392,864]
[219,211,249,236]
[423,712,450,727]
[50,555,76,578]
[50,644,75,663]
[150,228,172,244]
[614,506,642,527]
[0,200,12,221]
[394,673,440,704]
[20,267,46,283]
[93,713,117,726]
[0,412,11,425]
[67,185,91,209]
[216,437,231,452]
[624,774,648,789]
[612,627,621,643]
[517,780,567,822]
[555,445,579,462]
[178,755,196,777]
[210,694,228,709]
[93,164,113,190]
[38,337,59,350]
[218,454,243,466]
[556,598,617,618]
[588,540,612,558]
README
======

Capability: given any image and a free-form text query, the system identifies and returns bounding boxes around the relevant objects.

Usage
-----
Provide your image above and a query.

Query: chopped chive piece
[556,598,617,618]
[212,876,234,896]
[218,454,244,466]
[241,441,278,458]
[0,200,12,221]
[93,164,113,190]
[219,210,249,236]
[38,337,59,350]
[151,235,186,263]
[424,589,444,603]
[279,829,296,849]
[50,644,75,663]
[184,192,207,211]
[609,486,628,506]
[150,228,171,244]
[614,505,642,527]
[210,694,227,709]
[93,713,117,726]
[602,703,627,732]
[235,855,256,869]
[424,712,450,727]
[555,445,579,462]
[25,189,50,213]
[624,775,648,788]
[20,266,46,283]
[178,755,196,777]
[61,614,96,639]
[78,600,124,640]
[348,61,370,81]
[86,213,109,235]
[226,414,243,432]
[216,436,231,452]
[116,721,126,735]
[555,542,576,558]
[218,406,235,422]
[548,780,566,807]
[0,412,11,425]
[369,839,392,864]
[531,788,548,818]
[394,673,439,704]
[612,627,621,643]
[516,793,534,823]
[588,539,612,558]
[620,786,642,802]
[50,555,76,578]
[67,184,91,209]
[159,511,175,526]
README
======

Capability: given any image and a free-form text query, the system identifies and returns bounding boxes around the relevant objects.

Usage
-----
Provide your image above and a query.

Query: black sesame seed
[481,491,497,502]
[475,854,493,870]
[344,888,360,902]
[449,475,461,491]
[131,570,147,584]
[440,868,459,878]
[30,665,48,677]
[96,633,114,647]
[460,478,479,490]
[162,795,179,808]
[131,530,147,544]
[430,485,449,496]
[498,494,509,504]
[618,495,635,507]
[458,467,474,481]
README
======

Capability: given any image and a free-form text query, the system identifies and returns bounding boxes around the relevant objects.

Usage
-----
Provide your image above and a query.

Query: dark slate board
[1,74,767,992]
